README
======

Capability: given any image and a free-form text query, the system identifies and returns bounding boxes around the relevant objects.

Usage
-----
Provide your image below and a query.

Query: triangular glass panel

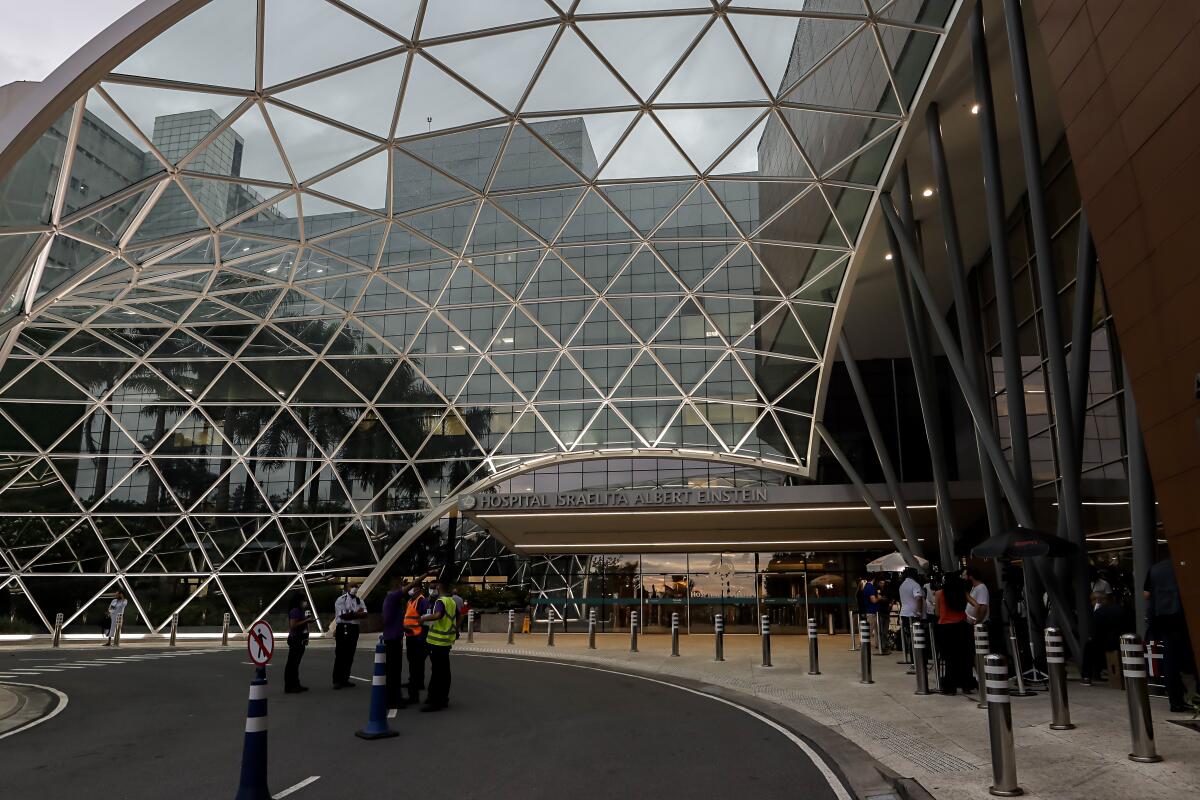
[599,115,692,180]
[458,360,522,405]
[699,297,757,342]
[750,243,833,296]
[491,124,586,192]
[425,25,555,111]
[296,405,363,456]
[283,465,353,513]
[1,362,88,401]
[578,14,709,100]
[489,351,557,397]
[395,55,505,138]
[467,202,540,254]
[778,369,820,416]
[306,150,390,214]
[794,257,848,304]
[609,296,679,342]
[612,351,680,400]
[409,312,473,355]
[400,128,504,191]
[653,241,738,289]
[738,411,793,461]
[263,0,401,88]
[294,362,361,403]
[266,104,378,183]
[341,0,421,39]
[95,460,181,513]
[388,148,476,216]
[823,126,899,185]
[693,401,759,450]
[411,355,475,401]
[652,184,740,240]
[419,0,552,38]
[689,352,759,401]
[613,400,679,444]
[675,402,727,450]
[572,347,636,396]
[557,189,638,245]
[556,244,637,293]
[576,405,639,450]
[535,356,601,402]
[577,302,636,346]
[785,25,896,114]
[336,458,407,513]
[493,188,584,243]
[525,27,638,112]
[755,186,847,248]
[498,407,560,455]
[0,459,83,514]
[753,354,816,402]
[115,0,257,88]
[792,301,834,353]
[534,403,598,449]
[877,27,941,109]
[526,299,591,346]
[376,405,433,456]
[361,310,426,354]
[1,402,86,450]
[129,181,208,245]
[522,253,591,300]
[401,200,479,255]
[605,246,681,295]
[749,304,819,360]
[657,21,769,104]
[726,11,805,98]
[656,107,766,174]
[336,408,404,461]
[328,356,399,402]
[201,363,277,402]
[600,181,691,235]
[241,359,312,400]
[651,297,720,347]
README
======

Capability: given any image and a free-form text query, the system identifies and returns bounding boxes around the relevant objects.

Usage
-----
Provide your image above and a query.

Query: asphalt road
[0,644,848,799]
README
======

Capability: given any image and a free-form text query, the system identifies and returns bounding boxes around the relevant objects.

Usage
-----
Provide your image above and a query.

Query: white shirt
[923,583,937,617]
[898,578,924,618]
[967,583,990,623]
[334,592,366,625]
[108,598,128,619]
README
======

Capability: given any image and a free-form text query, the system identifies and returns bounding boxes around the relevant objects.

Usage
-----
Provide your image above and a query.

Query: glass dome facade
[0,0,953,633]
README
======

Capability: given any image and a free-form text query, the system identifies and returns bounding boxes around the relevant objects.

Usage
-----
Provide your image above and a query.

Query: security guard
[418,579,457,712]
[332,584,367,689]
[403,577,433,706]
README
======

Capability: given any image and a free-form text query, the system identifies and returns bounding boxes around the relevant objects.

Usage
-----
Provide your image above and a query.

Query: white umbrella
[866,552,929,573]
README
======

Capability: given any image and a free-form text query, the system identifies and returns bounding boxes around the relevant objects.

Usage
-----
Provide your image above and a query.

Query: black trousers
[284,638,306,690]
[1155,614,1196,707]
[427,644,451,706]
[938,621,976,693]
[405,634,427,699]
[332,623,359,685]
[384,637,404,708]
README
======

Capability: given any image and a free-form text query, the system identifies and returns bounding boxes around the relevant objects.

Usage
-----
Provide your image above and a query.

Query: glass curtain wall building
[0,0,957,636]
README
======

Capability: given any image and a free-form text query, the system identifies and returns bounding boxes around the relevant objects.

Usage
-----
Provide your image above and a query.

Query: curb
[0,683,66,739]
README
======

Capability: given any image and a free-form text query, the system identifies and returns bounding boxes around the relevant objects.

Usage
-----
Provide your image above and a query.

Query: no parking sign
[247,619,275,666]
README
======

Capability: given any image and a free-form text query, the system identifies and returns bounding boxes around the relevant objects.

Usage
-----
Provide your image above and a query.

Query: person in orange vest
[400,570,438,706]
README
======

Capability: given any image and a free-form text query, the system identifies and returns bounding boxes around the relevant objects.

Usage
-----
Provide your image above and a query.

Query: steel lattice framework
[0,0,955,634]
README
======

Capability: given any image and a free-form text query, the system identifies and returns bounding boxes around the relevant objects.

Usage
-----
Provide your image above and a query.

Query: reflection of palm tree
[73,358,131,503]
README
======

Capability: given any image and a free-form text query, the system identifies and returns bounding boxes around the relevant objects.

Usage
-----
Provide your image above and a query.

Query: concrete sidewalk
[456,631,1200,800]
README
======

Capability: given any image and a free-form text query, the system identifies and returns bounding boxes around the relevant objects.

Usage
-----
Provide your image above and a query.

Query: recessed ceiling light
[922,188,934,197]
[884,253,893,261]
[971,103,980,114]
[501,337,514,344]
[451,345,466,351]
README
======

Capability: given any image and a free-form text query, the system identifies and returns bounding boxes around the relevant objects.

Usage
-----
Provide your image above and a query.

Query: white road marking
[272,775,320,798]
[460,653,854,800]
[387,709,397,719]
[349,675,369,683]
[0,682,68,741]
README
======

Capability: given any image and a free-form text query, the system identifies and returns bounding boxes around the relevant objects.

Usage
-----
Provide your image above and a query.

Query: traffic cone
[234,667,270,800]
[355,637,398,740]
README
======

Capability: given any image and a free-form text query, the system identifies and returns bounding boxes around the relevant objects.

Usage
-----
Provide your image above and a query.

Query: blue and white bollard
[356,637,398,740]
[234,667,270,800]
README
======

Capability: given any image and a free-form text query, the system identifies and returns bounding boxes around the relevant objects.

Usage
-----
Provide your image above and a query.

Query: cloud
[0,1,142,87]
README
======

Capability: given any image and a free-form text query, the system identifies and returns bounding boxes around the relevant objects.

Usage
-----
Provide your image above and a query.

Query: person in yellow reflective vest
[418,579,458,712]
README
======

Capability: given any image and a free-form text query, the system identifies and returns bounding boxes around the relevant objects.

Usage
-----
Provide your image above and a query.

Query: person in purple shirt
[382,570,437,710]
[284,594,315,694]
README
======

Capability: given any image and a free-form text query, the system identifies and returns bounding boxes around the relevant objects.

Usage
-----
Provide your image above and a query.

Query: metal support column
[816,422,920,569]
[889,166,958,570]
[1003,0,1089,647]
[839,333,925,560]
[926,101,1005,542]
[1126,385,1156,638]
[883,198,1085,656]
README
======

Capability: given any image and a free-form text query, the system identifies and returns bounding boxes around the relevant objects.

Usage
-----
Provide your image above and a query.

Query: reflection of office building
[0,0,1192,673]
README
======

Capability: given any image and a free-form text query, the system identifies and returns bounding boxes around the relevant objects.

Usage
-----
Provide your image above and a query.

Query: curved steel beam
[356,447,806,599]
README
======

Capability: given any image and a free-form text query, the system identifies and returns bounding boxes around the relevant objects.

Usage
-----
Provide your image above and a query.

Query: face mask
[348,587,358,596]
[429,588,439,598]
[407,588,417,597]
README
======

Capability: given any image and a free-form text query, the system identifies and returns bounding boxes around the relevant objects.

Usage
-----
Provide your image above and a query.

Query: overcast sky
[0,1,142,87]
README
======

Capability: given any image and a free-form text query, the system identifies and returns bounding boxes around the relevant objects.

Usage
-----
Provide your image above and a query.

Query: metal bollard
[1007,623,1035,696]
[546,613,555,647]
[113,613,124,647]
[52,613,63,648]
[807,618,820,675]
[913,620,931,695]
[975,624,990,708]
[714,614,724,662]
[1120,634,1161,763]
[222,613,230,647]
[875,611,885,655]
[827,614,835,636]
[630,610,639,653]
[670,612,680,657]
[849,610,860,651]
[467,610,475,643]
[507,609,515,645]
[1044,627,1073,730]
[760,615,772,667]
[168,613,178,647]
[928,619,943,693]
[984,654,1023,796]
[859,618,873,684]
[588,609,597,649]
